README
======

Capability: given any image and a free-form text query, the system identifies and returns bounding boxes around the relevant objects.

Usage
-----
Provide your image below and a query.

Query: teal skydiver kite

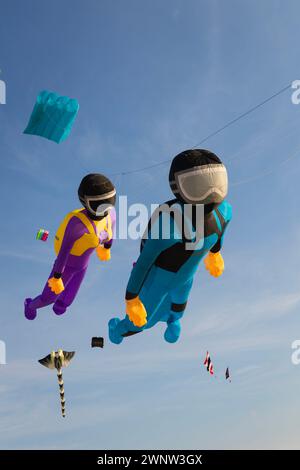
[109,149,232,344]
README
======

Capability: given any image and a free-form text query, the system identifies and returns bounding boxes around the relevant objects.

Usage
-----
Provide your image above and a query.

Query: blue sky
[1,0,300,450]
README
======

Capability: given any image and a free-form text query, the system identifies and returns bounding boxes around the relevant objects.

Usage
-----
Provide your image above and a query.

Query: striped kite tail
[57,368,66,417]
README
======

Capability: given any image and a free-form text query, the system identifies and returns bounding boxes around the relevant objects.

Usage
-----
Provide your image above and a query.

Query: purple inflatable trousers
[25,207,116,320]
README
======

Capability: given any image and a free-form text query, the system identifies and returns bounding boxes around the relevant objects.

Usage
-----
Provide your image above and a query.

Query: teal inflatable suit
[109,149,232,344]
[24,90,79,143]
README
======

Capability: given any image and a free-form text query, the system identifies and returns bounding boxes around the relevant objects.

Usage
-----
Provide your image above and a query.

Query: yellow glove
[204,251,224,278]
[126,297,147,327]
[96,245,111,261]
[48,277,65,294]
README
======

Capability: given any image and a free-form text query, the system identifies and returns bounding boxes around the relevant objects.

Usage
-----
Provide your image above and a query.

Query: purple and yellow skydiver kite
[25,174,116,320]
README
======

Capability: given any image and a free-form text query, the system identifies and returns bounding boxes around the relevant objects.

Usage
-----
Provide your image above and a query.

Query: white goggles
[81,189,116,216]
[171,164,228,204]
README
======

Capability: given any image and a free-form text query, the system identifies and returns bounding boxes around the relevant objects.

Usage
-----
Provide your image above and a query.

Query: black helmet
[169,149,228,210]
[78,173,116,220]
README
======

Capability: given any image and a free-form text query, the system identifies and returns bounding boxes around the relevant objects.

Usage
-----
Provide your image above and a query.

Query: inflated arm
[125,214,177,299]
[104,206,116,249]
[124,237,171,327]
[125,211,179,326]
[204,201,232,277]
[96,207,116,261]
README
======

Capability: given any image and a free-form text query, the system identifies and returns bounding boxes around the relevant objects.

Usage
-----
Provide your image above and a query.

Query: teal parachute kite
[24,90,79,143]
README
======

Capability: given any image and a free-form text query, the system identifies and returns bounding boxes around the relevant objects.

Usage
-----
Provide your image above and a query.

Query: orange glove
[96,245,111,261]
[204,251,224,277]
[126,297,147,327]
[48,277,65,294]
